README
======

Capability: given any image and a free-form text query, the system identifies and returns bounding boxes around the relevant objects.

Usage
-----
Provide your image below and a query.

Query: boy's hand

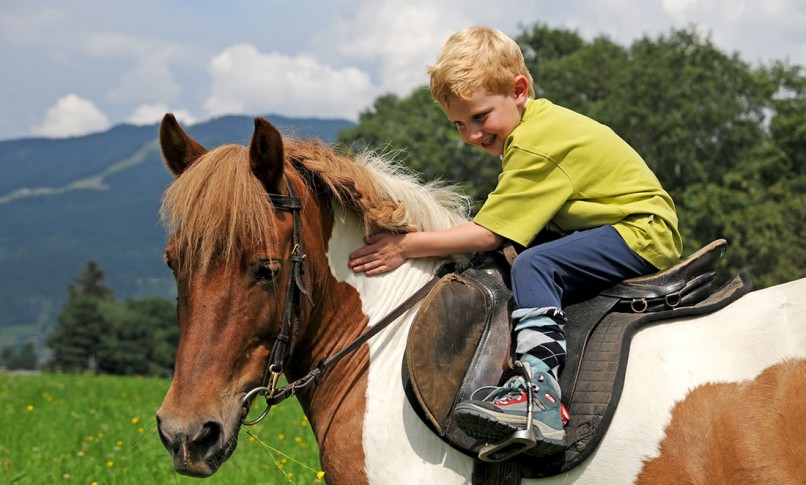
[348,232,407,276]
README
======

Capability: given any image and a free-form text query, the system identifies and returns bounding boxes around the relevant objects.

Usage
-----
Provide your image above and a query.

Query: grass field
[0,373,324,485]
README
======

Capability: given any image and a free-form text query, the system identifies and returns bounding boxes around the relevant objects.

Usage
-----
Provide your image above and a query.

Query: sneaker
[453,366,566,457]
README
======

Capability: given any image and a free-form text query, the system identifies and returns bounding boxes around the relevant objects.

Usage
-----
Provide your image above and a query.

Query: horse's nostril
[156,415,224,462]
[197,421,222,452]
[156,415,175,452]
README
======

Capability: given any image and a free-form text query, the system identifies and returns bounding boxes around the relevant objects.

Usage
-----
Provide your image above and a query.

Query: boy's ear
[513,74,530,107]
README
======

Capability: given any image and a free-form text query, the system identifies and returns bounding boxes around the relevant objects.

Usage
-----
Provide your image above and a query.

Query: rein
[241,178,440,425]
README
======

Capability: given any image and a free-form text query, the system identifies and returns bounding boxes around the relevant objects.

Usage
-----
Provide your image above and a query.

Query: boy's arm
[348,221,502,276]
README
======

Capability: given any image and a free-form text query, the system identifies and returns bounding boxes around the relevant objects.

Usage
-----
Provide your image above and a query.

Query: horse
[154,114,806,484]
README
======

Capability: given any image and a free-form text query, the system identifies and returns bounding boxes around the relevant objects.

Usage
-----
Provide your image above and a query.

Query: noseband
[241,177,440,425]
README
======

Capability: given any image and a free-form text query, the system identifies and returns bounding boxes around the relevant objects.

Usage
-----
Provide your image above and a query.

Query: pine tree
[46,260,114,372]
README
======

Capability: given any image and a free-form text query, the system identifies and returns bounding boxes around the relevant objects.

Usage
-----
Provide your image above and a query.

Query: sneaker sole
[453,403,566,457]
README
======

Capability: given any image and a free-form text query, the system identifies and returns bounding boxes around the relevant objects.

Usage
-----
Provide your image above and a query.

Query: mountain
[0,114,354,340]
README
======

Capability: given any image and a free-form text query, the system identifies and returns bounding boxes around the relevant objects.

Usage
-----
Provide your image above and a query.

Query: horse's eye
[164,252,177,272]
[254,260,281,283]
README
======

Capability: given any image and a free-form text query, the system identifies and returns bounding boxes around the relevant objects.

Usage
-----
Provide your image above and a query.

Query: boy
[348,27,681,457]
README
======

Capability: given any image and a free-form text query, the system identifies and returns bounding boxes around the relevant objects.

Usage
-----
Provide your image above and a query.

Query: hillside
[0,114,353,341]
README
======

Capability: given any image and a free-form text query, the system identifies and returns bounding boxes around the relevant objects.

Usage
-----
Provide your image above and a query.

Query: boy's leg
[454,225,656,455]
[511,224,657,378]
[511,224,658,310]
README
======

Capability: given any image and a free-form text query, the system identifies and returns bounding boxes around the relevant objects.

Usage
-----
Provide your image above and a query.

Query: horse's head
[153,114,473,480]
[155,114,317,477]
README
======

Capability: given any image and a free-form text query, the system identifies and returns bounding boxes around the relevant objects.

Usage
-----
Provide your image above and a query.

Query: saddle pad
[524,271,753,477]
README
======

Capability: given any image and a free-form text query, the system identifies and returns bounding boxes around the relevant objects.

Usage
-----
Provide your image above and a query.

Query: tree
[0,343,37,370]
[46,260,180,375]
[1,345,15,368]
[46,293,107,372]
[69,260,114,300]
[14,342,38,370]
[96,297,177,375]
[46,260,114,372]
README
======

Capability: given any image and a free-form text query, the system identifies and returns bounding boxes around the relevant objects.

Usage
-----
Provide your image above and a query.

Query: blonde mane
[160,138,470,271]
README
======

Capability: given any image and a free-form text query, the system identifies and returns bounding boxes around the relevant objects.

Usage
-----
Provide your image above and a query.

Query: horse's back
[635,358,806,484]
[579,277,806,484]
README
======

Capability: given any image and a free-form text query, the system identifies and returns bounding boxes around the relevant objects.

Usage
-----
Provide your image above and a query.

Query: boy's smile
[444,75,530,157]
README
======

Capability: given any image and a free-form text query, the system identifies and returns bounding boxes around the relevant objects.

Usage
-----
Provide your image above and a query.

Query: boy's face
[444,76,529,157]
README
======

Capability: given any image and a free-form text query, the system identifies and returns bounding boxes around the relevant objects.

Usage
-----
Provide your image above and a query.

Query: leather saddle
[402,239,753,480]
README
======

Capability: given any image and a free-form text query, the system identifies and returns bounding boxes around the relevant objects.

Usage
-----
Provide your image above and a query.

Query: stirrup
[477,360,538,462]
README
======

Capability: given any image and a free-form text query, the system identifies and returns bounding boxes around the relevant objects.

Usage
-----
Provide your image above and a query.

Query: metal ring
[631,298,648,313]
[241,387,271,426]
[665,292,682,308]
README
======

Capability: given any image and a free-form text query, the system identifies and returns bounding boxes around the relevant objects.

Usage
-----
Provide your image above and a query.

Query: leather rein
[241,178,439,425]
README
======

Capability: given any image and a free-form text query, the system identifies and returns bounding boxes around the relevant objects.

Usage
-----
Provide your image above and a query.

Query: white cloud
[127,103,196,126]
[0,7,68,52]
[659,0,806,64]
[203,43,380,121]
[32,94,109,138]
[84,32,207,108]
[108,59,183,104]
[332,1,472,96]
[661,0,703,19]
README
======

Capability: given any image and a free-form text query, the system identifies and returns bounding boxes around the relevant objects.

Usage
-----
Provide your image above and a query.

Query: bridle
[239,177,311,425]
[241,177,439,425]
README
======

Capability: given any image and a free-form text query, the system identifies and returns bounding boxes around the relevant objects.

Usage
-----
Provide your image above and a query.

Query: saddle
[402,239,752,481]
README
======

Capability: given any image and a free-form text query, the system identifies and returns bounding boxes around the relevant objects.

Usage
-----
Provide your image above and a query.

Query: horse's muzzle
[156,413,233,477]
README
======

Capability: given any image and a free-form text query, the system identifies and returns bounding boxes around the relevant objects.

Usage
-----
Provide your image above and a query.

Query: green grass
[0,373,324,485]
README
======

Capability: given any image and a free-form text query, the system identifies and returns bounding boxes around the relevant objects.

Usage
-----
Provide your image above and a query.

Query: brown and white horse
[155,114,806,484]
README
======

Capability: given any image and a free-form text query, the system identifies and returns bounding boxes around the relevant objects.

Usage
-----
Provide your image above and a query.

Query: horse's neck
[326,208,442,318]
[289,208,440,386]
[293,208,447,480]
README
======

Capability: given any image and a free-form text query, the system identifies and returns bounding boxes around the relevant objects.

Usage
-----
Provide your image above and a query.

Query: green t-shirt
[473,98,682,270]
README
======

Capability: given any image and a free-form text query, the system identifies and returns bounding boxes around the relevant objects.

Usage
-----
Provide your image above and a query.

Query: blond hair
[427,27,535,108]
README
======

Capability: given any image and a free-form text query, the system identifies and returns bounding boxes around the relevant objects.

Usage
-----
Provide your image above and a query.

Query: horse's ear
[249,117,285,193]
[159,113,207,176]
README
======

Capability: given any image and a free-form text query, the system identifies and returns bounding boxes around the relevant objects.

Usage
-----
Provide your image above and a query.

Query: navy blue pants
[511,225,657,310]
[510,225,657,380]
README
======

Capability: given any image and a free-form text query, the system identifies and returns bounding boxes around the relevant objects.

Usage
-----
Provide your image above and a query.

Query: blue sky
[1,0,804,141]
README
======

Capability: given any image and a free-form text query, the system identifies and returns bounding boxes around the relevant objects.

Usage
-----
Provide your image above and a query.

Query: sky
[1,0,804,141]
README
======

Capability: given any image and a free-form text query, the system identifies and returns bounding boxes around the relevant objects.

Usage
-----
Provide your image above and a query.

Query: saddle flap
[406,267,512,436]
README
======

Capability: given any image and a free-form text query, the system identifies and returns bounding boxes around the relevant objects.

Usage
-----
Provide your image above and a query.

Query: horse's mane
[160,138,470,271]
[285,140,470,233]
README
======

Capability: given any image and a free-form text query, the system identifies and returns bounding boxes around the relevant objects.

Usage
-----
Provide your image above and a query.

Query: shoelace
[470,376,531,403]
